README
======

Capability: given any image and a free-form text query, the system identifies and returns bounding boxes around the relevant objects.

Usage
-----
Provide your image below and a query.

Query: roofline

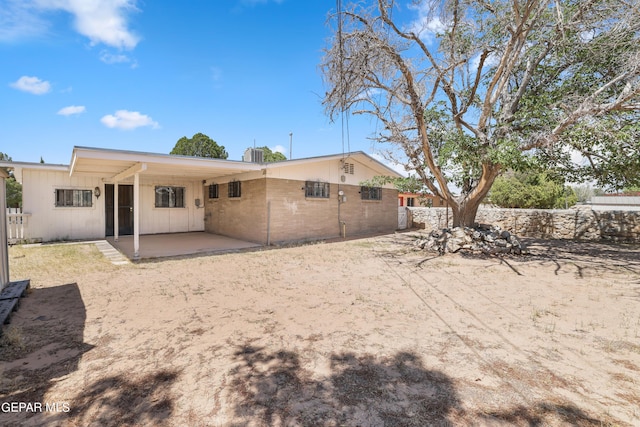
[71,146,403,177]
[0,161,69,171]
[3,147,403,178]
[399,192,438,197]
[69,146,262,177]
[71,146,256,166]
[265,151,403,177]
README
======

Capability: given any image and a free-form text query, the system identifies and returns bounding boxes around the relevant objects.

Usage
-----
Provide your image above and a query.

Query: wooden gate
[398,207,408,229]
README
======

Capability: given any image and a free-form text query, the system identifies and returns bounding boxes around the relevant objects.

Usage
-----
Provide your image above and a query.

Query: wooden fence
[6,208,30,243]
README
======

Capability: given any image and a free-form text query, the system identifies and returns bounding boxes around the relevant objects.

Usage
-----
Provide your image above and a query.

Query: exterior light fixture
[94,186,101,199]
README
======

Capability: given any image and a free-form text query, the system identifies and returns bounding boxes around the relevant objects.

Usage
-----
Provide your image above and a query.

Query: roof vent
[343,162,354,174]
[243,148,264,163]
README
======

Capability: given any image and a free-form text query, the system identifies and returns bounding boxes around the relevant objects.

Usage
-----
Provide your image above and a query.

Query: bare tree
[322,0,640,227]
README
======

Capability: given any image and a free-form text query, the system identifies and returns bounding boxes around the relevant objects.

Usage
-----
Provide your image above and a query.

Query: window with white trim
[155,186,185,208]
[55,189,93,207]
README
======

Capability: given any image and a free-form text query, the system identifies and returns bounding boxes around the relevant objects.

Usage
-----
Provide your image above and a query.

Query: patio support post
[133,172,140,259]
[114,181,119,241]
[1,171,9,289]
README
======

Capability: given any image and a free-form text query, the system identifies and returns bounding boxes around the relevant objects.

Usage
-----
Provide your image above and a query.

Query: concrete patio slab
[107,232,262,260]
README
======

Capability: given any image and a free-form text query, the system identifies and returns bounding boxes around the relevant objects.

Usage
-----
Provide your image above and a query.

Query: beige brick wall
[204,179,267,243]
[265,178,339,242]
[338,185,399,237]
[205,178,398,244]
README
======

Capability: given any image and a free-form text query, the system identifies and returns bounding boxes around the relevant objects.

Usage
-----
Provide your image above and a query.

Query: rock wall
[407,206,640,242]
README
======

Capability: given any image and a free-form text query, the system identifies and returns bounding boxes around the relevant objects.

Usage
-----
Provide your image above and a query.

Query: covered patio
[107,232,262,260]
[70,146,262,258]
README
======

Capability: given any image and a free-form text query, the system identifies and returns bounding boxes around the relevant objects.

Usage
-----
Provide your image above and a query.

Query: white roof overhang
[2,148,402,184]
[263,151,403,178]
[0,161,69,183]
[69,146,261,182]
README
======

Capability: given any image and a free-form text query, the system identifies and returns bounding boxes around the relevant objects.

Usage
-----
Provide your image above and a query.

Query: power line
[336,0,350,156]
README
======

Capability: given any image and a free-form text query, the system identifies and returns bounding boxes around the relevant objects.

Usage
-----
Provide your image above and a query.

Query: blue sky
[1,0,413,165]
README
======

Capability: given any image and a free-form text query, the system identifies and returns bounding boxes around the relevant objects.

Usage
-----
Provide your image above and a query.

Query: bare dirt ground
[1,233,639,426]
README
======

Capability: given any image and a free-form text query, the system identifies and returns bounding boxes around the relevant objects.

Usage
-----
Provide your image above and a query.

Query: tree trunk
[449,162,501,228]
[451,197,484,228]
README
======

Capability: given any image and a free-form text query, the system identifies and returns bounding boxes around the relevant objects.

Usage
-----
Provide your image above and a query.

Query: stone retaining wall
[407,206,640,242]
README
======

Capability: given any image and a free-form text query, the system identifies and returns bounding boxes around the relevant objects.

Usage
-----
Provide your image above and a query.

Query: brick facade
[204,178,268,243]
[204,178,398,244]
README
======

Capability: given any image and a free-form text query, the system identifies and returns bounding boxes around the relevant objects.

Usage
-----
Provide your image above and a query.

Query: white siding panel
[262,158,396,188]
[23,170,104,241]
[22,171,205,241]
[138,179,204,234]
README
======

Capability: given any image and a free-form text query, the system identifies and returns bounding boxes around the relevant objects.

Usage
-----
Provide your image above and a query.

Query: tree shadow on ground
[0,283,180,427]
[228,345,460,426]
[0,283,93,425]
[521,238,640,279]
[524,238,640,264]
[67,369,179,427]
[228,345,618,426]
[446,237,640,279]
[478,402,609,427]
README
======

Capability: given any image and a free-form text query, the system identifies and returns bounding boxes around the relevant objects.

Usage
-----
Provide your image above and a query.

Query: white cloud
[579,30,596,43]
[100,109,158,130]
[3,0,140,49]
[271,144,286,154]
[99,50,138,67]
[407,2,447,42]
[0,0,50,42]
[569,148,589,166]
[470,51,500,72]
[43,0,140,48]
[9,75,51,94]
[100,50,129,63]
[57,105,85,116]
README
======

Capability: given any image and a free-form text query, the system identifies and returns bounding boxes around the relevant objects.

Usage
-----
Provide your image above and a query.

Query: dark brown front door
[105,184,134,236]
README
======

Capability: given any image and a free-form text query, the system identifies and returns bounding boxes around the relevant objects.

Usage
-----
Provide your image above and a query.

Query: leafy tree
[363,175,440,206]
[572,184,604,203]
[1,152,22,208]
[248,146,287,162]
[6,178,22,208]
[171,133,228,159]
[489,171,576,209]
[622,186,640,194]
[322,0,640,227]
[362,175,424,193]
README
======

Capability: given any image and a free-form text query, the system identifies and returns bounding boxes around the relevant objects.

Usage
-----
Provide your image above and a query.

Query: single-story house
[398,192,446,208]
[590,195,640,211]
[2,146,401,258]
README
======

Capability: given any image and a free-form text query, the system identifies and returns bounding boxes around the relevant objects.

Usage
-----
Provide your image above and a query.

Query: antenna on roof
[289,132,293,160]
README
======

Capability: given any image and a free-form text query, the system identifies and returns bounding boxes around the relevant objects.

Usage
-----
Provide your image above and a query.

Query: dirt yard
[1,233,639,426]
